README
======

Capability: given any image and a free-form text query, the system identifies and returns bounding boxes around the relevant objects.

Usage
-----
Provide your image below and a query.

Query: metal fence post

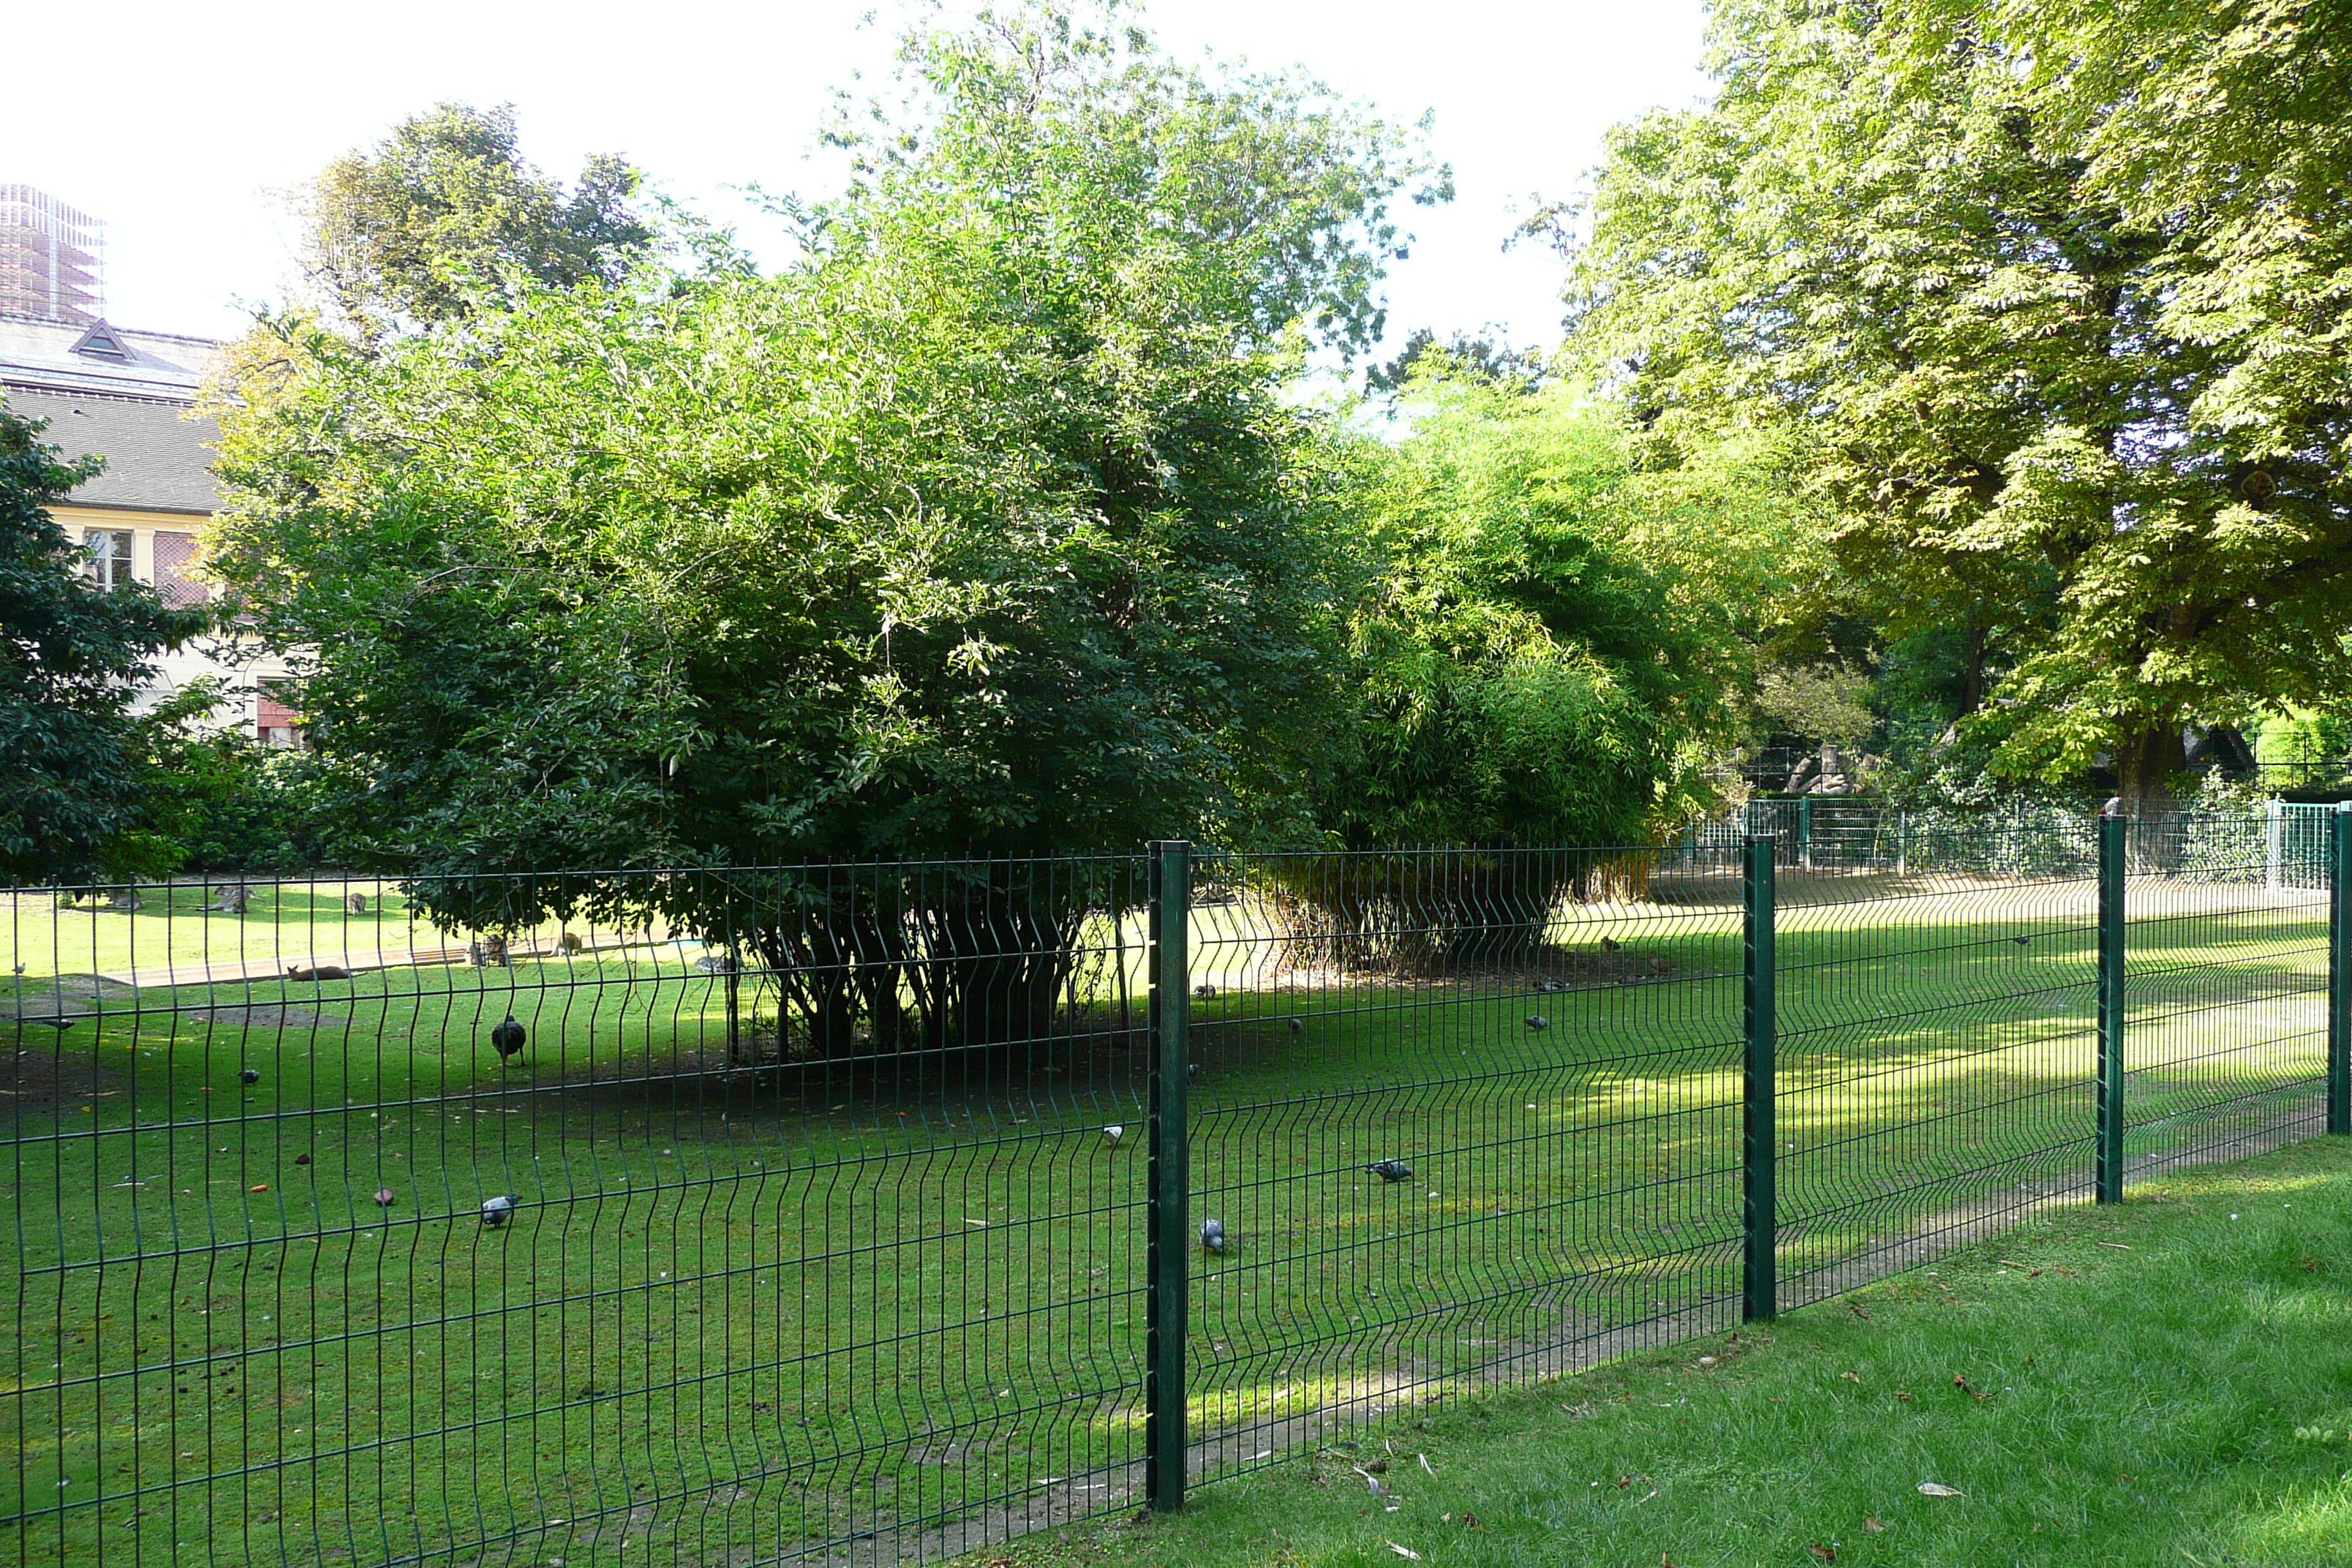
[1743,834,1777,1322]
[1145,840,1192,1510]
[2331,804,2352,1135]
[2269,798,2286,892]
[1798,794,1814,872]
[2097,813,2127,1203]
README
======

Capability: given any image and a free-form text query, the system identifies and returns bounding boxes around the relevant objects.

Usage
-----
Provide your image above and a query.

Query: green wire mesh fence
[4,807,2349,1565]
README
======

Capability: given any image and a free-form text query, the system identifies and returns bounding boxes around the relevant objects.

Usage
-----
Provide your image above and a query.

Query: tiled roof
[3,386,221,515]
[0,311,219,400]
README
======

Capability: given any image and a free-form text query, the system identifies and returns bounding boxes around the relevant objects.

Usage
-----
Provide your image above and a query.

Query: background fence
[5,807,2347,1566]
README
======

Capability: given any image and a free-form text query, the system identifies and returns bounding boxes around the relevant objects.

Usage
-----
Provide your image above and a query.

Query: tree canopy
[304,101,653,333]
[1564,0,2352,812]
[0,410,203,883]
[211,3,1442,886]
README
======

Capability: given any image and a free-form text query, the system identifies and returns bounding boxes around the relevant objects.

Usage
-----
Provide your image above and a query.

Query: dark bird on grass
[1526,1015,1550,1032]
[1368,1158,1414,1183]
[2010,934,2032,947]
[240,1068,260,1085]
[481,1194,519,1228]
[1193,983,1218,1000]
[1287,1017,1305,1035]
[1199,1218,1226,1254]
[491,1016,527,1060]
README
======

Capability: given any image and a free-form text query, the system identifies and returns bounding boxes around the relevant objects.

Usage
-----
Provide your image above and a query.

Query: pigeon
[1287,1017,1305,1035]
[2011,934,2032,947]
[2101,795,2125,818]
[1526,1015,1550,1032]
[1193,983,1218,1000]
[480,1194,519,1228]
[1368,1158,1414,1183]
[294,1153,311,1166]
[240,1068,261,1085]
[490,1016,527,1060]
[1199,1218,1226,1254]
[1538,980,1565,994]
[1101,1124,1126,1146]
[1187,1061,1204,1085]
[373,1188,396,1207]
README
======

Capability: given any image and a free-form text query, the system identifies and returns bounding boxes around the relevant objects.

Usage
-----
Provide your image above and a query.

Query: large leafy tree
[0,411,203,883]
[1565,0,2352,817]
[304,101,652,334]
[210,1,1437,1048]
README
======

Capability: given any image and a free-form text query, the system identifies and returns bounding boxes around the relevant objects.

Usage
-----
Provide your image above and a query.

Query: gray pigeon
[491,1016,527,1060]
[1101,1124,1126,1146]
[1199,1218,1226,1254]
[1187,1061,1204,1084]
[240,1068,261,1085]
[1193,983,1218,1000]
[1368,1158,1413,1183]
[1539,979,1565,994]
[480,1194,519,1228]
[1526,1015,1550,1031]
[1287,1017,1305,1035]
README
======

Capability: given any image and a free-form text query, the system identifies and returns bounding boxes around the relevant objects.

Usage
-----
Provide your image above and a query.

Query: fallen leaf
[1917,1482,1964,1498]
[1460,1513,1481,1529]
[1954,1375,1990,1401]
[1809,1545,1837,1561]
[1418,1453,1436,1476]
[1617,1475,1632,1489]
[1840,1371,1862,1385]
[1863,1516,1885,1533]
[1846,1302,1872,1319]
[1389,1544,1421,1561]
[249,1184,268,1193]
[1894,1389,1913,1403]
[2096,1242,2133,1251]
[2303,1256,2326,1272]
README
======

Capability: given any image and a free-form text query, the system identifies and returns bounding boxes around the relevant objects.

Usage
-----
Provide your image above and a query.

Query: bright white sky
[5,0,1709,357]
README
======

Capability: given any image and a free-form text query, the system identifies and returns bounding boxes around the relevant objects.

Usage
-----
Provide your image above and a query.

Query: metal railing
[6,808,2348,1564]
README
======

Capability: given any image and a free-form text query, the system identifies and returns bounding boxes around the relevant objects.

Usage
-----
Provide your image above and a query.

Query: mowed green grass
[0,871,2329,1566]
[975,1135,2352,1568]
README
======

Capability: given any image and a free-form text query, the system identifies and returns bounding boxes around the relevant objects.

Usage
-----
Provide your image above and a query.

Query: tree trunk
[2115,726,2187,870]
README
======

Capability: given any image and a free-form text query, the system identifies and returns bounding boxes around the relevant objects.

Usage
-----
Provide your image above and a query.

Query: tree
[304,102,652,333]
[0,410,203,883]
[210,1,1439,1051]
[1564,0,2352,820]
[1270,364,1798,964]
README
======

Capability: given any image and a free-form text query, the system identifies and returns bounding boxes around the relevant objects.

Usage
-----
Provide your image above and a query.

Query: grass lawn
[969,1134,2352,1568]
[0,867,2332,1564]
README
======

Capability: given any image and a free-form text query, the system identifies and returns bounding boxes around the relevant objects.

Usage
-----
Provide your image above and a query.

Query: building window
[84,529,132,589]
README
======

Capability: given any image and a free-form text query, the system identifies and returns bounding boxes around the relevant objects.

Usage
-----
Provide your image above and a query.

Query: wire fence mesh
[4,807,2348,1566]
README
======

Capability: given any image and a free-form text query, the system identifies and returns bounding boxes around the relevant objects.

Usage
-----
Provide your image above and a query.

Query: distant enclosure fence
[6,806,2349,1566]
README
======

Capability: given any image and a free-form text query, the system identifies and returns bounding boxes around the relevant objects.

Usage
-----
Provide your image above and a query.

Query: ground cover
[0,870,2329,1564]
[968,1135,2352,1567]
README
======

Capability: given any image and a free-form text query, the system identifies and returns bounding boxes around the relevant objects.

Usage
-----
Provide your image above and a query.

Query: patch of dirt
[0,1044,121,1118]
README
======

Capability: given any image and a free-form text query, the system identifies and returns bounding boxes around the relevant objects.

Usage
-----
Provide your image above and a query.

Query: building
[0,194,296,743]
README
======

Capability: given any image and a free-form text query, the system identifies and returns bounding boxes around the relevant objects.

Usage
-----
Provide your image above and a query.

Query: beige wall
[53,503,296,736]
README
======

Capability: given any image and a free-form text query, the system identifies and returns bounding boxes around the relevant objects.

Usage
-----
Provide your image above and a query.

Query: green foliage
[1565,0,2352,811]
[0,408,203,884]
[210,1,1437,1047]
[306,101,652,333]
[1323,371,1797,851]
[126,686,347,875]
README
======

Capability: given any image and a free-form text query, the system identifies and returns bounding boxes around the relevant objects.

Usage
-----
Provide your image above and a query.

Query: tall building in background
[0,185,105,323]
[1,185,298,742]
